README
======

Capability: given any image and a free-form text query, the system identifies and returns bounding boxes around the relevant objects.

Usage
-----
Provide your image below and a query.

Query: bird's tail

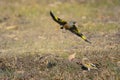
[80,34,91,44]
[90,63,98,69]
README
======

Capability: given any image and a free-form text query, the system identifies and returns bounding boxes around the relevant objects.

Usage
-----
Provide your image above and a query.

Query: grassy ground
[0,0,120,80]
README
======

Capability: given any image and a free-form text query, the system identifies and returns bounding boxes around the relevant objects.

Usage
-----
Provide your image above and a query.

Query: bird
[81,58,98,71]
[50,11,91,44]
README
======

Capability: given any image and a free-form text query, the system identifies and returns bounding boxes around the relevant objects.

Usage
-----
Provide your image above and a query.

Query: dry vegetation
[0,0,120,80]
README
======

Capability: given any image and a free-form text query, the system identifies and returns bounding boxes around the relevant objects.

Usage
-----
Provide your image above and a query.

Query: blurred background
[0,0,119,56]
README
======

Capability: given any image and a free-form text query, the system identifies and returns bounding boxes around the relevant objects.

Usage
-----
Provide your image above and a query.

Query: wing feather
[50,11,67,25]
[69,26,91,44]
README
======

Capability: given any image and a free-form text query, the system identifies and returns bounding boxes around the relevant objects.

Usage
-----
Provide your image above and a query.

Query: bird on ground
[82,58,98,71]
[50,11,91,44]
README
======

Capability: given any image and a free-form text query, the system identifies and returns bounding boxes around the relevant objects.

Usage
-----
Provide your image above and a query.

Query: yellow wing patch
[81,35,87,40]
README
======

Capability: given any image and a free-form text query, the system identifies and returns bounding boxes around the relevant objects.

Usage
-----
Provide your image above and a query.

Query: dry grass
[0,0,120,80]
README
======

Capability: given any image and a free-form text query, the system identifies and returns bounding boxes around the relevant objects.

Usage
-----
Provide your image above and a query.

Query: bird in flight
[50,11,91,44]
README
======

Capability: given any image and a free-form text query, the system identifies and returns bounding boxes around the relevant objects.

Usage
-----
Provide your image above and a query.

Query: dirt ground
[0,0,120,80]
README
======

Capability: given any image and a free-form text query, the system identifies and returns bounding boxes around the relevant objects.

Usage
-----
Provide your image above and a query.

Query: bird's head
[69,21,78,27]
[69,21,76,25]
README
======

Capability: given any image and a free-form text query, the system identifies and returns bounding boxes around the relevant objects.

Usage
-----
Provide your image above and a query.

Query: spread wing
[69,25,91,44]
[50,11,67,25]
